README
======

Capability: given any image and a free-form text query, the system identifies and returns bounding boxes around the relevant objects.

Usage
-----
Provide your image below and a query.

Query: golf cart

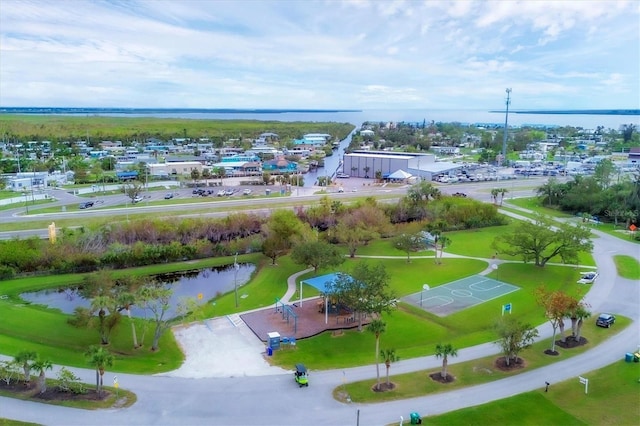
[294,363,309,387]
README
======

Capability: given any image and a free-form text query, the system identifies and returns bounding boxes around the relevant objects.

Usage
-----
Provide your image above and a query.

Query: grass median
[336,316,631,403]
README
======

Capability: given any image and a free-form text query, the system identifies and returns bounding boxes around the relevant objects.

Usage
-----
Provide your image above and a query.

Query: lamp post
[501,88,512,165]
[234,253,239,308]
[420,284,430,307]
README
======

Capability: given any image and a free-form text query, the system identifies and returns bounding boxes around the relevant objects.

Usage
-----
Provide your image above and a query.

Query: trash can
[267,347,273,356]
[410,412,422,424]
[265,189,271,195]
[634,353,640,363]
[625,353,633,362]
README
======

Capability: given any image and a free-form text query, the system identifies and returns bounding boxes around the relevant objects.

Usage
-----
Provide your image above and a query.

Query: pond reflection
[20,263,255,319]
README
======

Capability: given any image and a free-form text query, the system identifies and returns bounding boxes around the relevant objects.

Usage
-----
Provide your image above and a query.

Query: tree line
[536,160,640,231]
[0,184,506,279]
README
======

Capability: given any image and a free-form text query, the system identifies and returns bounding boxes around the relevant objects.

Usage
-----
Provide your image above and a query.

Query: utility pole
[501,88,512,165]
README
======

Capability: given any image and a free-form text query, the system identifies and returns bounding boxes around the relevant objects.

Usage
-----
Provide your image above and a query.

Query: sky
[1,0,639,111]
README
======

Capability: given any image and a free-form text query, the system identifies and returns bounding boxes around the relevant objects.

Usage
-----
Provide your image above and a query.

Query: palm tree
[368,319,386,390]
[31,359,53,393]
[490,188,500,205]
[434,343,458,380]
[85,346,114,397]
[380,348,399,387]
[436,235,451,264]
[14,350,38,385]
[498,188,508,206]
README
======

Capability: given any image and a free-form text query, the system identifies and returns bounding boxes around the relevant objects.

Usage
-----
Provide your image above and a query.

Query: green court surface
[403,275,520,316]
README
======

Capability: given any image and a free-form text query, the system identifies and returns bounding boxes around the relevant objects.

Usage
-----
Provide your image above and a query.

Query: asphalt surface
[1,182,638,425]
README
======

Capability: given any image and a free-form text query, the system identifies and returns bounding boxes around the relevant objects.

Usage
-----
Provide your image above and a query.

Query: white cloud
[0,0,638,109]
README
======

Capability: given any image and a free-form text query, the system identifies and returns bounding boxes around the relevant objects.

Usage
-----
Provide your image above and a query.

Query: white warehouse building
[342,150,460,181]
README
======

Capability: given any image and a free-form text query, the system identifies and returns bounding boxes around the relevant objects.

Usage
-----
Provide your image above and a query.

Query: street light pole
[501,88,512,165]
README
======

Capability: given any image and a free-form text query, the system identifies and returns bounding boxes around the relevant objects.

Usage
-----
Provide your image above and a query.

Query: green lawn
[444,221,595,267]
[613,255,640,280]
[421,358,640,426]
[271,261,589,370]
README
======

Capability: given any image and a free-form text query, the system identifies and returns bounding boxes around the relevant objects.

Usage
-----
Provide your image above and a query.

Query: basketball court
[403,275,520,317]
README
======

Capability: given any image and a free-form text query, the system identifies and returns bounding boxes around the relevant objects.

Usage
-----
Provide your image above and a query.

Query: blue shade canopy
[302,273,344,293]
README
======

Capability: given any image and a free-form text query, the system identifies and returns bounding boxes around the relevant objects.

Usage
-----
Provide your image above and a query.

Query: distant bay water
[1,107,638,129]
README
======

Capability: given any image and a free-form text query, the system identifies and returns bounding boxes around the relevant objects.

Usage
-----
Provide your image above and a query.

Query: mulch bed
[0,380,110,402]
[555,336,588,349]
[241,297,372,342]
[372,382,397,392]
[494,356,527,371]
[429,372,455,383]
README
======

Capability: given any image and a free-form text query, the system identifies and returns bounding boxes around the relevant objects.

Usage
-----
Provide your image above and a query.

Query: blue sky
[1,0,638,110]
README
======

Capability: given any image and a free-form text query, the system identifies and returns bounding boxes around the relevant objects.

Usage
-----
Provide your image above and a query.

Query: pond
[20,263,255,319]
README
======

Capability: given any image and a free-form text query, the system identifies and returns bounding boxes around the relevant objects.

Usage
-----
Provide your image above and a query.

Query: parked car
[164,193,174,199]
[79,201,94,209]
[596,313,615,328]
[217,190,226,197]
[336,173,350,179]
[133,196,143,203]
[577,271,598,284]
[242,189,252,195]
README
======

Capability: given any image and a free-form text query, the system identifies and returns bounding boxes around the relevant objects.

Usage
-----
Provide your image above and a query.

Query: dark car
[164,193,174,199]
[79,201,94,209]
[596,313,615,328]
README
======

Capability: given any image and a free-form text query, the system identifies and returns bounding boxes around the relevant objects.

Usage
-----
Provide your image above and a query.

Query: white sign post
[579,376,588,394]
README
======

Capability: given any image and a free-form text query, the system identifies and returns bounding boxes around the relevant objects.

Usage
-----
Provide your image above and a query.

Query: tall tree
[492,215,593,267]
[122,180,144,203]
[290,239,344,274]
[494,316,539,366]
[137,283,173,351]
[535,287,578,353]
[85,346,114,397]
[620,123,636,143]
[368,319,386,390]
[326,263,395,331]
[393,233,424,263]
[261,209,309,265]
[335,205,390,257]
[380,348,399,387]
[434,343,458,380]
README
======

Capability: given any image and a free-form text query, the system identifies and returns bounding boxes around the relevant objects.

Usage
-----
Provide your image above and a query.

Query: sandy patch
[159,317,290,378]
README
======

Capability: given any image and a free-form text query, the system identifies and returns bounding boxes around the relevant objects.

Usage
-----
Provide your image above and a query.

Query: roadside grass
[0,195,380,232]
[613,255,640,280]
[421,358,639,426]
[272,261,589,370]
[0,199,54,212]
[337,316,631,403]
